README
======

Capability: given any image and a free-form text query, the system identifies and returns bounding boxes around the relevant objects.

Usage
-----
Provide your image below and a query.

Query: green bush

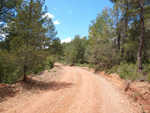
[75,63,90,67]
[147,73,150,81]
[30,50,46,74]
[64,46,78,66]
[46,56,55,69]
[0,50,21,84]
[109,63,150,81]
[57,60,68,65]
[7,68,21,84]
[116,63,139,81]
[143,64,150,74]
[143,64,150,81]
[32,64,44,74]
[108,65,119,74]
[85,42,120,71]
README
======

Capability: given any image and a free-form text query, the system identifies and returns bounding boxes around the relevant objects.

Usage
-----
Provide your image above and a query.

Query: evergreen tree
[0,0,21,23]
[9,0,48,81]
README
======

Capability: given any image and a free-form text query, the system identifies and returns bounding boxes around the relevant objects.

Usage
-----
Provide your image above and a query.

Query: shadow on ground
[21,78,74,91]
[0,85,19,102]
[0,78,74,103]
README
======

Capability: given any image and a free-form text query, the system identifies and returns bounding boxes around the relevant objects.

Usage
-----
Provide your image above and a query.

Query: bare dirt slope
[0,64,140,113]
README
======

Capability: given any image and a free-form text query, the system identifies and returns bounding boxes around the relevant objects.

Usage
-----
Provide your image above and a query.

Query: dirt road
[0,64,140,113]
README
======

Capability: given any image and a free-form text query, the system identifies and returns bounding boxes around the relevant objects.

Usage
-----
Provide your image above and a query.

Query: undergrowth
[109,63,150,81]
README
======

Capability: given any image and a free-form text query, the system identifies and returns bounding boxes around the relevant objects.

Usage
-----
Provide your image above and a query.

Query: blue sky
[45,0,113,43]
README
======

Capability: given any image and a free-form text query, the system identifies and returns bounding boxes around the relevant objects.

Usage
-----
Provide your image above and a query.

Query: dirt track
[0,64,140,113]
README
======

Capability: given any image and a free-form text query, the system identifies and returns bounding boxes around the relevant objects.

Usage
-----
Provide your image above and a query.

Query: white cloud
[43,13,54,19]
[61,37,72,43]
[54,20,61,25]
[0,29,5,34]
[0,34,6,38]
[3,23,8,28]
[69,12,72,14]
[80,36,83,39]
[54,8,57,11]
[0,30,7,41]
[0,29,8,38]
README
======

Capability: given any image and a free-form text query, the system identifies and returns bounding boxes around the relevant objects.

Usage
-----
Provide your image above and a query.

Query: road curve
[4,65,140,113]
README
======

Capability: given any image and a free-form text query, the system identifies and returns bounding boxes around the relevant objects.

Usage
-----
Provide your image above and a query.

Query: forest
[0,0,150,84]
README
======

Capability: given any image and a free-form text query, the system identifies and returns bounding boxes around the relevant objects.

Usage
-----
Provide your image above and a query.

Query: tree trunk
[23,0,32,81]
[23,63,27,81]
[137,0,144,72]
[117,32,121,51]
[121,18,127,57]
[121,1,129,58]
[116,7,121,52]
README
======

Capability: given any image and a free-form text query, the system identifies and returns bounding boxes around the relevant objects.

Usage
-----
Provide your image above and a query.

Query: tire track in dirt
[4,66,73,113]
[78,67,140,113]
[49,67,83,113]
[22,66,75,113]
[66,67,102,113]
[1,65,140,113]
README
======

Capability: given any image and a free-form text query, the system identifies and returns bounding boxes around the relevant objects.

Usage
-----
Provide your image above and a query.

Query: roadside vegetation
[0,0,150,84]
[0,0,62,83]
[61,0,150,81]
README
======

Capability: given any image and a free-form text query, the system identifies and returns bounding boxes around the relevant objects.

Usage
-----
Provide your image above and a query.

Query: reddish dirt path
[0,65,140,113]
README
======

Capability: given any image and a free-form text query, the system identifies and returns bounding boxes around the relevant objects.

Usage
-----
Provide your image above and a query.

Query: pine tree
[0,0,21,23]
[10,0,47,81]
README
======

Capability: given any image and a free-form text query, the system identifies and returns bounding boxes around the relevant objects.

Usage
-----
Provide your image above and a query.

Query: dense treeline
[62,35,89,65]
[0,0,62,83]
[62,0,150,81]
[1,0,150,83]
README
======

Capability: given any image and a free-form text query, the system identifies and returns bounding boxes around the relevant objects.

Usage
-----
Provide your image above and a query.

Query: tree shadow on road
[20,78,74,91]
[0,85,19,102]
[0,78,74,103]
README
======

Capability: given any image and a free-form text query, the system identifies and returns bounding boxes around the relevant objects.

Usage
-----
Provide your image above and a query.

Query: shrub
[116,63,139,81]
[147,73,150,81]
[142,64,150,81]
[7,68,21,84]
[26,50,46,74]
[64,46,78,66]
[75,63,90,67]
[46,56,55,69]
[141,64,150,81]
[143,64,150,74]
[0,50,21,84]
[109,63,150,81]
[108,65,119,74]
[85,42,120,71]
